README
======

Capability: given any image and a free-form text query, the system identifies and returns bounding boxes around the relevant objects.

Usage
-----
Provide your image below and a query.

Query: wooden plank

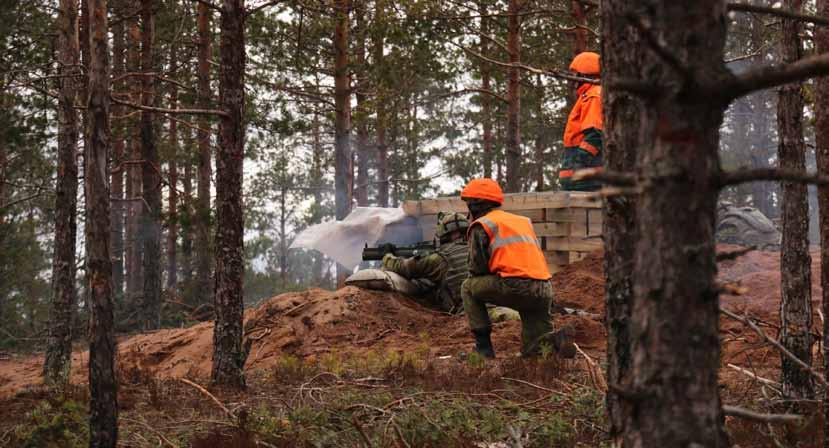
[511,208,545,221]
[545,208,587,224]
[544,251,570,266]
[545,236,603,252]
[571,221,603,237]
[570,251,589,263]
[403,191,600,218]
[533,222,570,237]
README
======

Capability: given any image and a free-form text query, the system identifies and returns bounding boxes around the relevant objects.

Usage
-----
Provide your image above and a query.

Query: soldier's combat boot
[472,329,495,359]
[527,326,576,359]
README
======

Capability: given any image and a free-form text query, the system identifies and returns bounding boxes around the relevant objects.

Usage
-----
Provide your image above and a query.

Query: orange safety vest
[469,209,551,280]
[563,83,603,156]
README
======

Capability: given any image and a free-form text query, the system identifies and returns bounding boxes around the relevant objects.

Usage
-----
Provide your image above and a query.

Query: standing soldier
[382,212,470,313]
[559,51,603,191]
[460,178,575,359]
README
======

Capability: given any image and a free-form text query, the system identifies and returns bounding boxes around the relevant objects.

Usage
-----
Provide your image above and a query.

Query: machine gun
[362,240,436,261]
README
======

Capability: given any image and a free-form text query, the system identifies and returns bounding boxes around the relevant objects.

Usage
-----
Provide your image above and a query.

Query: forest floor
[0,245,823,446]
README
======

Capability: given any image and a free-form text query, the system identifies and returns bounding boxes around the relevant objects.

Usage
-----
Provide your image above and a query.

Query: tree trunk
[311,111,325,284]
[815,2,829,444]
[354,1,369,207]
[334,0,352,283]
[211,0,247,389]
[44,0,80,390]
[479,0,493,179]
[86,0,118,444]
[778,0,814,411]
[196,0,213,307]
[611,2,730,446]
[505,0,522,193]
[373,0,388,207]
[534,74,544,191]
[126,6,143,310]
[166,46,179,292]
[110,0,125,300]
[181,125,194,283]
[600,0,641,443]
[140,0,161,330]
[570,0,587,56]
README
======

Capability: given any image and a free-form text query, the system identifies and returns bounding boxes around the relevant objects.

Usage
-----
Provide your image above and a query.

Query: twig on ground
[721,308,828,387]
[574,343,607,391]
[726,363,782,389]
[121,417,180,448]
[179,378,235,419]
[722,404,803,424]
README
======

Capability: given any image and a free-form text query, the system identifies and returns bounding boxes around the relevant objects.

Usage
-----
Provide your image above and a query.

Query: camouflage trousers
[461,275,554,356]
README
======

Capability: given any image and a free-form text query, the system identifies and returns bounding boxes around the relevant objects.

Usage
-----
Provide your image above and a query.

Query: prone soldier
[380,212,470,314]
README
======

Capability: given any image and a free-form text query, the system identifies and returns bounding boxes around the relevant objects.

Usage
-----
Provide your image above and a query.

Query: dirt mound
[0,244,817,397]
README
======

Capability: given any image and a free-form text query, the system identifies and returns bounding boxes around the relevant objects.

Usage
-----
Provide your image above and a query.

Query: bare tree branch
[0,192,42,210]
[723,51,829,100]
[719,167,829,188]
[727,2,829,27]
[112,95,230,117]
[444,39,599,84]
[246,0,285,16]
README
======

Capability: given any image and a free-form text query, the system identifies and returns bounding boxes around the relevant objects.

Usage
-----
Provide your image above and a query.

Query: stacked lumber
[402,191,603,273]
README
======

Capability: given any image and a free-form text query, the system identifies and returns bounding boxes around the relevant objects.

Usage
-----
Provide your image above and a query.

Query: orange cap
[461,178,504,204]
[569,52,600,76]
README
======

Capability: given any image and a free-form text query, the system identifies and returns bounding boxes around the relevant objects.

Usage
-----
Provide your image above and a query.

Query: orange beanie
[569,52,600,76]
[461,178,504,205]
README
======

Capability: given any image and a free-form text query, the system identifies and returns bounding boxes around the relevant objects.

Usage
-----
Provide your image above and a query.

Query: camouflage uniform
[462,219,555,356]
[382,240,468,313]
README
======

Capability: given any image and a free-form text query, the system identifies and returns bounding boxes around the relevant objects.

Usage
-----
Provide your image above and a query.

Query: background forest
[0,0,793,348]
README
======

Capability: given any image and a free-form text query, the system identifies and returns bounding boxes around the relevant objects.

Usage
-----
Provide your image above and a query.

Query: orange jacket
[469,209,551,280]
[563,83,603,156]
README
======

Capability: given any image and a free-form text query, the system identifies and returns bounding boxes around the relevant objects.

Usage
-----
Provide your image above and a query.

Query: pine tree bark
[86,0,118,444]
[125,6,143,310]
[778,0,814,411]
[196,0,214,307]
[140,0,161,330]
[815,2,829,444]
[373,0,388,207]
[181,126,194,283]
[613,2,730,446]
[334,0,353,283]
[211,0,247,389]
[44,0,80,390]
[479,0,493,179]
[600,0,641,443]
[311,111,326,283]
[505,0,523,193]
[570,0,587,56]
[110,0,125,300]
[354,1,369,207]
[166,46,179,292]
[534,74,544,191]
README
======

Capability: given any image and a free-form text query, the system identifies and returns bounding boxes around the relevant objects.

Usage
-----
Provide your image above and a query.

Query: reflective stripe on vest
[471,210,552,280]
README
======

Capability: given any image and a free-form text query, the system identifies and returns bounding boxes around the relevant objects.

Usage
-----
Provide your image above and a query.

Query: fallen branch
[574,343,607,391]
[726,363,782,389]
[722,404,803,424]
[179,378,235,418]
[720,308,828,387]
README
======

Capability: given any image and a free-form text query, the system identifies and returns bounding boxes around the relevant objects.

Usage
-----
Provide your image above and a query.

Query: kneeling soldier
[460,178,575,359]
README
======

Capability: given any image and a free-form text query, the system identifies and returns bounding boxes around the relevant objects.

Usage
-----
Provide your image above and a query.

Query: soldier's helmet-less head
[435,212,469,243]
